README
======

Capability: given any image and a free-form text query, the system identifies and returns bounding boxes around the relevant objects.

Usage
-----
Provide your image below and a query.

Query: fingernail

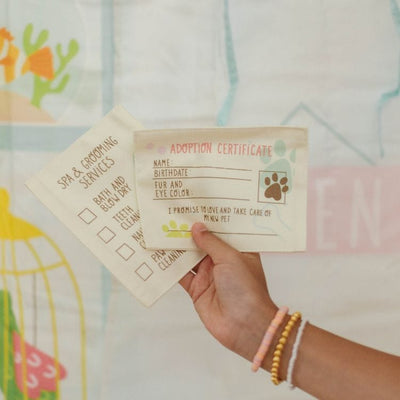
[193,222,208,233]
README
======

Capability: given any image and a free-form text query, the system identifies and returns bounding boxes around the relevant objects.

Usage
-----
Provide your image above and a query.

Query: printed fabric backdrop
[1,1,399,400]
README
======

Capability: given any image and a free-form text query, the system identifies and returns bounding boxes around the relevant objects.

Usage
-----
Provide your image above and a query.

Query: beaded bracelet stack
[271,311,301,385]
[251,307,307,389]
[251,306,289,372]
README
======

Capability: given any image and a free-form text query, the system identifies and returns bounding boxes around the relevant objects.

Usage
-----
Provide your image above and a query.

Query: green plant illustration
[23,23,49,56]
[22,23,79,108]
[0,290,20,400]
[161,220,192,238]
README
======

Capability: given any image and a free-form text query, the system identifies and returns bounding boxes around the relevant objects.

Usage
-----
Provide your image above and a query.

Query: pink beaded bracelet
[251,306,289,372]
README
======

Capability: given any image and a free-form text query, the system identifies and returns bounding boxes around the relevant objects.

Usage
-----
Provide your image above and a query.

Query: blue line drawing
[376,0,400,158]
[101,0,115,115]
[281,102,375,165]
[217,0,239,126]
[390,0,400,37]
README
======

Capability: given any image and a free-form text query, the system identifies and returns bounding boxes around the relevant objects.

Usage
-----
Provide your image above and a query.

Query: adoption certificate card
[26,106,203,307]
[134,127,308,252]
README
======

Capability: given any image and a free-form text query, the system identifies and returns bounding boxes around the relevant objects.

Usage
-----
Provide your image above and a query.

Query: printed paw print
[260,139,295,194]
[264,173,289,201]
[161,220,192,238]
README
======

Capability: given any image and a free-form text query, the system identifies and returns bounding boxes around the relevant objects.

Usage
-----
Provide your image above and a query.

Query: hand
[180,224,400,400]
[179,222,277,363]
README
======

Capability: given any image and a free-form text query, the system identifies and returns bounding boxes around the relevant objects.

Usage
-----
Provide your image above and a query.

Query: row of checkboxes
[78,207,153,281]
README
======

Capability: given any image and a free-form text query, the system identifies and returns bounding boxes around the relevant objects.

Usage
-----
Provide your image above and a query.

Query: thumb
[191,222,239,264]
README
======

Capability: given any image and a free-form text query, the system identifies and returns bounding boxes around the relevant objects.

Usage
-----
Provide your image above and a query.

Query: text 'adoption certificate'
[26,106,203,307]
[134,127,308,252]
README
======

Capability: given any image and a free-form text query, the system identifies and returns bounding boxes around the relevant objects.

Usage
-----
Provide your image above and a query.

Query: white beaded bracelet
[287,319,308,389]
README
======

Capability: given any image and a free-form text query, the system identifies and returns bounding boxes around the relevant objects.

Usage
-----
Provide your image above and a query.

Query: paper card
[134,127,308,252]
[26,106,203,307]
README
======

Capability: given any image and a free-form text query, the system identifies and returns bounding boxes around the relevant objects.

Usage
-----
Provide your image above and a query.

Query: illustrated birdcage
[0,188,87,400]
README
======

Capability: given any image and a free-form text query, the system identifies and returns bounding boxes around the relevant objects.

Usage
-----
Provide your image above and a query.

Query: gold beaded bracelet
[270,311,302,385]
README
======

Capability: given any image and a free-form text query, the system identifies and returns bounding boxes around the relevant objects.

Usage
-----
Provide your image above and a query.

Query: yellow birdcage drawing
[0,187,87,400]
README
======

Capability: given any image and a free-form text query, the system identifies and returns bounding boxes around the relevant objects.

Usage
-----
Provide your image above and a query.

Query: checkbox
[78,208,97,224]
[97,227,116,243]
[135,263,153,281]
[116,243,135,261]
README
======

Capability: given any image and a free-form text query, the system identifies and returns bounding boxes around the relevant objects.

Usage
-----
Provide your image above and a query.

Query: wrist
[260,312,302,381]
[231,303,277,363]
[233,305,301,382]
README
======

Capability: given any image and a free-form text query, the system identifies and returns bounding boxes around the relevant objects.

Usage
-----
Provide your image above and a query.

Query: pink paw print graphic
[146,142,166,154]
[13,332,67,399]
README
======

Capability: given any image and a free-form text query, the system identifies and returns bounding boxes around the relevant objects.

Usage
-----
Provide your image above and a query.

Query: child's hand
[179,222,277,362]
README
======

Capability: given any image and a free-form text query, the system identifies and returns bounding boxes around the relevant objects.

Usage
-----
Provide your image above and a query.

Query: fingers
[179,270,196,293]
[179,255,207,293]
[191,222,239,264]
[179,255,214,300]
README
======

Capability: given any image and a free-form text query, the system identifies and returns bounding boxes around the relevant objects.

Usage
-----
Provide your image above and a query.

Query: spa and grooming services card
[134,127,308,252]
[26,106,203,307]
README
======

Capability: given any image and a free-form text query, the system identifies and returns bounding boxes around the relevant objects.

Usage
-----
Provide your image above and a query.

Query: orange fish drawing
[0,27,54,84]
